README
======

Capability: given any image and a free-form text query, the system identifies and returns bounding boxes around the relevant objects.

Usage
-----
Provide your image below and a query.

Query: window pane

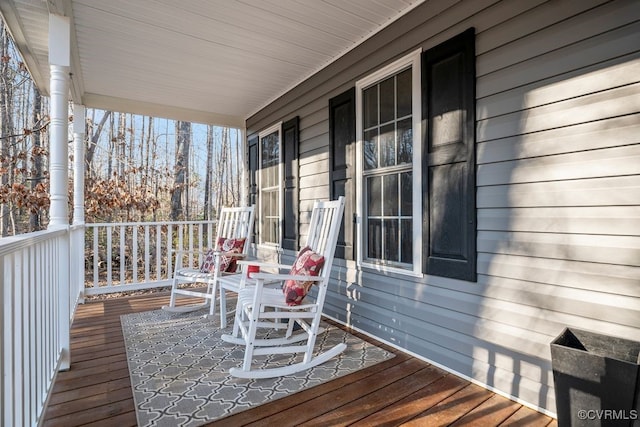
[265,218,272,243]
[397,118,412,164]
[401,219,412,263]
[379,76,395,124]
[263,189,271,216]
[270,191,278,216]
[397,69,412,118]
[383,174,398,216]
[401,172,412,216]
[384,219,399,262]
[367,175,382,216]
[267,165,273,186]
[267,218,278,243]
[379,123,395,168]
[264,166,272,187]
[363,86,378,129]
[368,219,382,259]
[364,128,378,170]
[261,132,279,167]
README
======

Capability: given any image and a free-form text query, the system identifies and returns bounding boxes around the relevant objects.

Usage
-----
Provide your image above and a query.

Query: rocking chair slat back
[162,205,255,318]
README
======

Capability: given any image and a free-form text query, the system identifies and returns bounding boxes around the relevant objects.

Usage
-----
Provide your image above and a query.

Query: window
[355,29,477,281]
[356,50,422,274]
[259,123,281,246]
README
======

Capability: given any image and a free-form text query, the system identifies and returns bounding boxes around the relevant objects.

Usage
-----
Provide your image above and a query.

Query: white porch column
[239,127,247,204]
[48,13,71,371]
[72,104,85,224]
[71,104,86,306]
[48,14,71,228]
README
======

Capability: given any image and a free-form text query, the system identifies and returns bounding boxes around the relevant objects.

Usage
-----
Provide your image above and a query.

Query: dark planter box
[551,327,640,427]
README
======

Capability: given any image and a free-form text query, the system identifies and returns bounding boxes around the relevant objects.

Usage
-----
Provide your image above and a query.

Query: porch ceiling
[1,0,424,128]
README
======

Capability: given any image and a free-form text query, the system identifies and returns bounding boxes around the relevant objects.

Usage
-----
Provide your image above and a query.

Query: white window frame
[258,122,282,247]
[355,49,422,276]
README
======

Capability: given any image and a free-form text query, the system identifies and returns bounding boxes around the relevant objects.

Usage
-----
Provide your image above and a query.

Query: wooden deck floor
[43,293,557,426]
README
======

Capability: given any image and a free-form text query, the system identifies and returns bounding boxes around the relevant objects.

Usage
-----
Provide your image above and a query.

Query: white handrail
[0,227,72,427]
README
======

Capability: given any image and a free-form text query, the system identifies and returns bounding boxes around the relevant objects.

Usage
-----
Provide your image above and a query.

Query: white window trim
[355,49,422,276]
[258,122,282,248]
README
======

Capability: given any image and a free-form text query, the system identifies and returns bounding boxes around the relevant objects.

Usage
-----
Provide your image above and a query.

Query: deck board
[351,374,469,427]
[42,293,555,426]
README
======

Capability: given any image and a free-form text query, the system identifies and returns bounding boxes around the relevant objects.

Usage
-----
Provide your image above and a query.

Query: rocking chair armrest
[236,260,291,270]
[250,272,324,283]
[172,249,246,271]
[221,252,247,258]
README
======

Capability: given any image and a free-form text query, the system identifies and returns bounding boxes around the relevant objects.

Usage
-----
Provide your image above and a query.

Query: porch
[2,0,638,425]
[43,292,555,427]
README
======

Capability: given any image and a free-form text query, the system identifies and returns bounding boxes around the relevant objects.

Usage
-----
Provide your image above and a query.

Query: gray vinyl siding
[246,0,640,415]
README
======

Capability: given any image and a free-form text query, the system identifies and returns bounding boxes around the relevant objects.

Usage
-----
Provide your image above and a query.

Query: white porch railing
[0,220,218,426]
[84,220,216,296]
[0,227,75,427]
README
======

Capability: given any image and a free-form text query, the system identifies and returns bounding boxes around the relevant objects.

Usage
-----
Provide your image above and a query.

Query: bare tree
[1,23,14,236]
[85,110,111,177]
[170,120,191,220]
[204,125,214,220]
[29,88,44,231]
[235,128,241,205]
[107,112,115,178]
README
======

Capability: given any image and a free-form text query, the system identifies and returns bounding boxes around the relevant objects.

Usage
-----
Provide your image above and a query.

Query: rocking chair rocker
[162,205,255,323]
[221,197,345,378]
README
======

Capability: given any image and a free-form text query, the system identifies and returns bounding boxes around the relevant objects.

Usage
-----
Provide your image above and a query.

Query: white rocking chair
[221,197,345,378]
[162,205,255,324]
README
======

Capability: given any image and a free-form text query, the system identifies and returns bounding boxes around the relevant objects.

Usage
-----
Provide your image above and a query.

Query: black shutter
[329,88,356,260]
[422,28,476,281]
[247,135,259,239]
[281,117,299,251]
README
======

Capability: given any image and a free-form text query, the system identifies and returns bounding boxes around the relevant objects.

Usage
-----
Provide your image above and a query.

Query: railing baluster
[20,247,29,425]
[156,224,162,282]
[1,259,4,426]
[119,226,126,285]
[93,228,99,288]
[35,243,42,419]
[46,240,52,374]
[178,224,184,254]
[5,253,15,427]
[188,223,194,267]
[132,226,138,284]
[167,224,174,279]
[28,245,36,424]
[142,225,147,283]
[106,226,113,288]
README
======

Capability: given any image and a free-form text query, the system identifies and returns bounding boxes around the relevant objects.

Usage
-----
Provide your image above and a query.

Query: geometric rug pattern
[121,308,394,427]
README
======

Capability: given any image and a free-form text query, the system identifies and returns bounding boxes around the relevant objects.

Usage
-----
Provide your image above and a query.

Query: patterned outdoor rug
[121,308,394,427]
